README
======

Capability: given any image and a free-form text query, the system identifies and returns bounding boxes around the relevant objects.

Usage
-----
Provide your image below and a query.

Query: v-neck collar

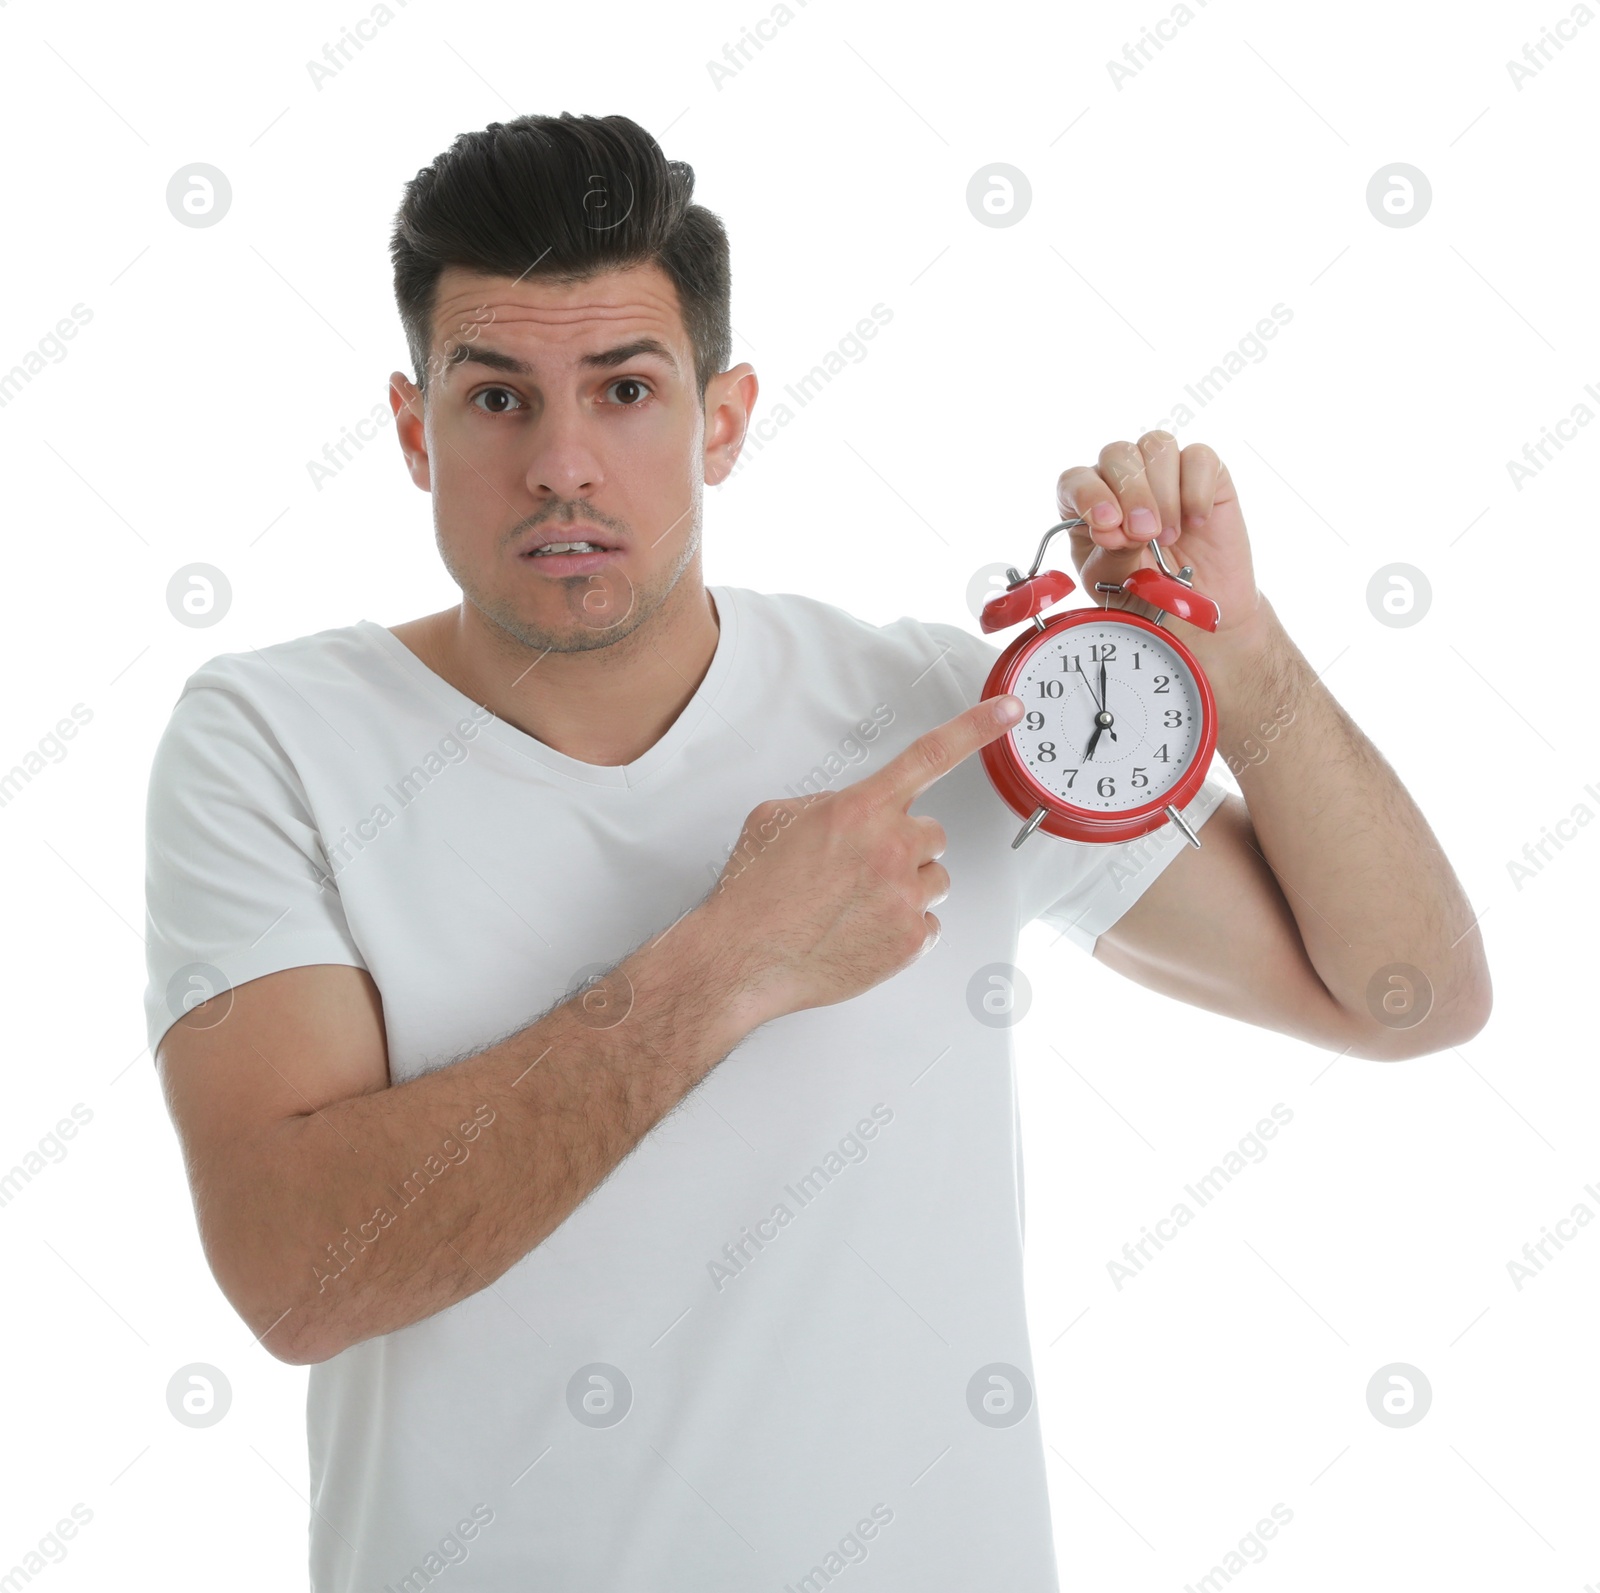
[355,585,741,791]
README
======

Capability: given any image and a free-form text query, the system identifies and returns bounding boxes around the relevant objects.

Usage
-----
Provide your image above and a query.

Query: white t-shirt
[143,584,1225,1591]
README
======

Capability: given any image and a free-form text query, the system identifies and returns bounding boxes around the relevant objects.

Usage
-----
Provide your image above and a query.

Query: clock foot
[1165,803,1202,849]
[1012,807,1048,850]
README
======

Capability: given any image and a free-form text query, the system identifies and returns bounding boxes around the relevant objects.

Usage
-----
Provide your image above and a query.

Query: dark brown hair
[390,112,731,403]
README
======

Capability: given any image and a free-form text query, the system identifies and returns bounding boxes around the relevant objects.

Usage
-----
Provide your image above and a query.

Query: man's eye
[471,387,523,414]
[608,378,651,406]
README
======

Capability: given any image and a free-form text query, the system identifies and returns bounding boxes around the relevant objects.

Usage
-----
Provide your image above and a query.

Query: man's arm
[1092,592,1492,1061]
[156,697,1023,1365]
[157,908,763,1365]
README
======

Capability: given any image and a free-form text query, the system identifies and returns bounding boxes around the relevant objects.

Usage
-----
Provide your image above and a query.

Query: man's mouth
[517,529,623,575]
[528,539,607,557]
[518,526,620,557]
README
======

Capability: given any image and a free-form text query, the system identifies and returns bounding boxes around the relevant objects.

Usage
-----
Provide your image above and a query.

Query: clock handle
[1021,517,1091,580]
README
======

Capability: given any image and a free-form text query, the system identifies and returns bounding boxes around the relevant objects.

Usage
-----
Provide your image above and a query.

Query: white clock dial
[1008,621,1203,812]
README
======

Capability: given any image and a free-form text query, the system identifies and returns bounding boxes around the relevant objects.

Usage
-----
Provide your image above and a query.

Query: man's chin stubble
[471,580,658,658]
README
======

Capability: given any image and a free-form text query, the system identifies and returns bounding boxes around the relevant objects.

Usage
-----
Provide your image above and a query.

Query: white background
[0,0,1594,1587]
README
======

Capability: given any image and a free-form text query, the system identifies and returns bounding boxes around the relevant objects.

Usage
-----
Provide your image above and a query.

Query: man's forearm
[1186,591,1491,1040]
[249,905,757,1364]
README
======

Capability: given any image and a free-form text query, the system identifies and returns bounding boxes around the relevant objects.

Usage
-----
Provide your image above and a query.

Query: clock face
[1008,619,1204,813]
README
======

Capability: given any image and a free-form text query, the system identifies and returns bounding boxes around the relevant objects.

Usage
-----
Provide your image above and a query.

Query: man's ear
[703,363,759,486]
[390,371,430,492]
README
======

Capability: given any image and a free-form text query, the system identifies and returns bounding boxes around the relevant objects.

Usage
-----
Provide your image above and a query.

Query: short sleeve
[1031,773,1230,953]
[143,680,368,1063]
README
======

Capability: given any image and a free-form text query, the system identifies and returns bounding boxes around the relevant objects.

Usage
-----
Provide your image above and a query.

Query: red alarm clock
[978,516,1222,851]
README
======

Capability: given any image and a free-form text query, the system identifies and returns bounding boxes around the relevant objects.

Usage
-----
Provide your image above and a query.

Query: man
[145,112,1490,1590]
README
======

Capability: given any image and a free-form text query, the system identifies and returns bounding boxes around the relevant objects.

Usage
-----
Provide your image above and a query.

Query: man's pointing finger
[850,695,1024,816]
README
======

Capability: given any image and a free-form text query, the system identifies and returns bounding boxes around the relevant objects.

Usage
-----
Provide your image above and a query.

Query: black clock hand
[1080,659,1103,712]
[1082,657,1120,760]
[1099,660,1116,743]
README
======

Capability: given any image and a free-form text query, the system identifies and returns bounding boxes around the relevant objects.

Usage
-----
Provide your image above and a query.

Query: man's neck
[390,581,721,769]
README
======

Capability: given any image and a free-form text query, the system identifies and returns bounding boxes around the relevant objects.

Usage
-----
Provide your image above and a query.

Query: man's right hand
[155,692,1036,1365]
[700,693,1025,1024]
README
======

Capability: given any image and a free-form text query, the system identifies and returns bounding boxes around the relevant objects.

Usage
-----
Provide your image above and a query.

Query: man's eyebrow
[444,337,681,378]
